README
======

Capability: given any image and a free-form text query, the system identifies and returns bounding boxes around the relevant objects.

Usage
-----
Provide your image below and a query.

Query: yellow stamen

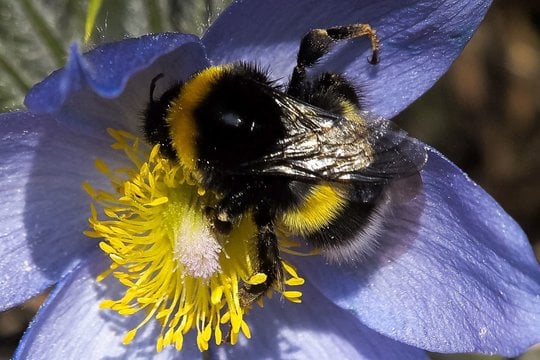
[85,129,305,352]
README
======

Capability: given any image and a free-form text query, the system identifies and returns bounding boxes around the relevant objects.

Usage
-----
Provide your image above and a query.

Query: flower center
[84,129,304,352]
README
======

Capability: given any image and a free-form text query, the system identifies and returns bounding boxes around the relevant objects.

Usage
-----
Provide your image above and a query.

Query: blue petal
[204,0,491,118]
[15,250,202,359]
[2,34,210,310]
[213,284,427,359]
[0,112,126,310]
[25,33,209,133]
[297,147,540,356]
[17,248,426,359]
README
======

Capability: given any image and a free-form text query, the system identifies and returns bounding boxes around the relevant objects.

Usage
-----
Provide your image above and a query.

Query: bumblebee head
[164,63,285,182]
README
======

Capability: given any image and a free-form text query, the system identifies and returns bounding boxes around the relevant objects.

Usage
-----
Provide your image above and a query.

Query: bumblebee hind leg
[288,23,380,98]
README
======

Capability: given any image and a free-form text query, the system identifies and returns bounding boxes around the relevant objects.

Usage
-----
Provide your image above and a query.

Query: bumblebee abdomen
[279,182,349,236]
[279,181,388,263]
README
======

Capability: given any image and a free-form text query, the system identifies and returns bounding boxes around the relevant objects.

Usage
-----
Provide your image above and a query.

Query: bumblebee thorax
[167,63,286,186]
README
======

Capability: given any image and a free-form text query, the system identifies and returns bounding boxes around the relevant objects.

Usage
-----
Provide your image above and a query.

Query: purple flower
[1,0,539,358]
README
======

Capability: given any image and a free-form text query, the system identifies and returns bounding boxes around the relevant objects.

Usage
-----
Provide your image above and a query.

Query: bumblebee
[143,23,427,306]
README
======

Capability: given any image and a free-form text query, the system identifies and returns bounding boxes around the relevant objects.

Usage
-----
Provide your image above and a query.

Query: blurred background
[0,0,538,359]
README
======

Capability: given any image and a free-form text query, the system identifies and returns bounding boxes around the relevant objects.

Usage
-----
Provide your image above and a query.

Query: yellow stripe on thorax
[167,65,231,175]
[280,183,347,236]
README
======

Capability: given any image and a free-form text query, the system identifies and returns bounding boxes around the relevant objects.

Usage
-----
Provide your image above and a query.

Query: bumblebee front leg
[288,23,380,97]
[207,183,257,234]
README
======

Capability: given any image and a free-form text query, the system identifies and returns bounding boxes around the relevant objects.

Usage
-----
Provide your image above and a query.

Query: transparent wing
[240,92,427,183]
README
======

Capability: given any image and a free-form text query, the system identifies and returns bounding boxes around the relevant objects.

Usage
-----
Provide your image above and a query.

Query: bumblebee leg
[326,24,380,64]
[288,23,379,97]
[239,207,283,308]
[239,223,283,308]
[204,206,233,235]
[213,183,257,224]
[211,186,284,307]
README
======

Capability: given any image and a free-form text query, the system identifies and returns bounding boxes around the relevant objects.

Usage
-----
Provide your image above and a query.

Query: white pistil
[173,213,222,280]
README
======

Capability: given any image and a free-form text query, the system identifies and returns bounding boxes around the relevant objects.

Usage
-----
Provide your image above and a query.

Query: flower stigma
[83,129,305,352]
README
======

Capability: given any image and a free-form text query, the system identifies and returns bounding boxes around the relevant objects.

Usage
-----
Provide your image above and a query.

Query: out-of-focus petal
[25,33,209,133]
[213,283,428,360]
[204,0,491,118]
[298,147,540,356]
[0,112,125,310]
[15,250,202,360]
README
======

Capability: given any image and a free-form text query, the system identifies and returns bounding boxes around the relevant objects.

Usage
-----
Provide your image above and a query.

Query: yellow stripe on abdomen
[280,183,347,236]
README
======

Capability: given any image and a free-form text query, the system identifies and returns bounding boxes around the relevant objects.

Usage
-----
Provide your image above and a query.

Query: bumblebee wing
[242,93,427,182]
[343,112,428,182]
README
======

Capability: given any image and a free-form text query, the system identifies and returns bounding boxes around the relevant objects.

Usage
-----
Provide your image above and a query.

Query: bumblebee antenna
[149,73,165,102]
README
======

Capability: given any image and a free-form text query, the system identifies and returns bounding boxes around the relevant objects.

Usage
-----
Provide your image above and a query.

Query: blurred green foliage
[0,0,230,111]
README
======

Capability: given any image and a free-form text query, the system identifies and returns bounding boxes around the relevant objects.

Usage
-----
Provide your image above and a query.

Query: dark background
[0,0,538,359]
